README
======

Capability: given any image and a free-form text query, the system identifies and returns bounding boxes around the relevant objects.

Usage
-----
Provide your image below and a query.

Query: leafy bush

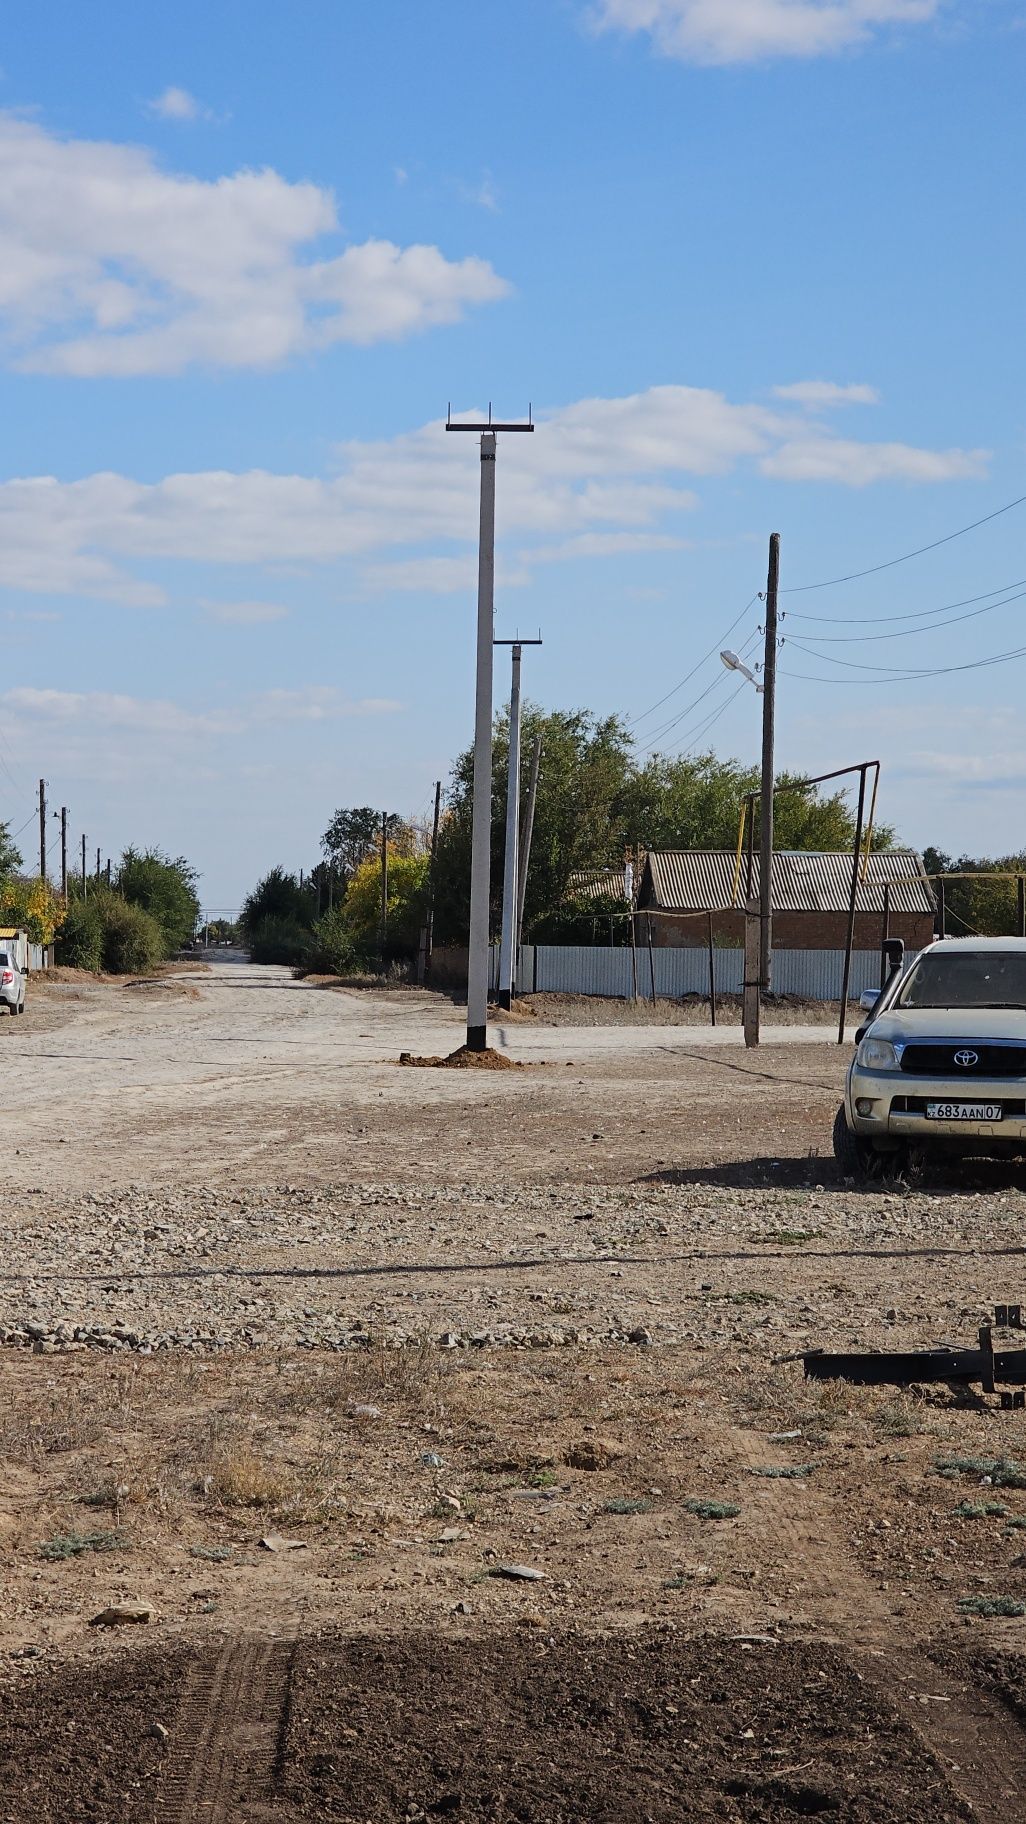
[115,848,199,954]
[55,898,104,971]
[99,895,164,975]
[248,915,314,967]
[305,905,366,976]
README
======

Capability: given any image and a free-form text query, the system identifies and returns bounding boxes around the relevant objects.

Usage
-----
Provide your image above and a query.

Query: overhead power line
[784,489,1026,593]
[628,593,760,729]
[783,636,1026,683]
[785,575,1026,627]
[641,626,761,750]
[789,582,1026,644]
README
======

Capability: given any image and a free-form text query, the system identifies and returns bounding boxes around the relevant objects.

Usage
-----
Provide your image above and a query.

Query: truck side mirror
[883,938,905,980]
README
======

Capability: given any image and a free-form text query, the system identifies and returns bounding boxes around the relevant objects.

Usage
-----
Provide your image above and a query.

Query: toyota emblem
[953,1050,979,1068]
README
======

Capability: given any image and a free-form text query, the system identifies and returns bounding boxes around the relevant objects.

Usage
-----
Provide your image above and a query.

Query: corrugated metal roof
[643,849,935,915]
[566,867,631,904]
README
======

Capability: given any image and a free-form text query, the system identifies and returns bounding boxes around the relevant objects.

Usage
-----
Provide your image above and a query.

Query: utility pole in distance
[515,733,542,957]
[446,405,534,1049]
[60,808,68,898]
[81,834,87,899]
[495,637,542,1009]
[380,811,389,957]
[38,779,47,881]
[759,533,780,1002]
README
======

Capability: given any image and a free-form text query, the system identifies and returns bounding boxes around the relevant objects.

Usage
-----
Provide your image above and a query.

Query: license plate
[925,1102,1004,1122]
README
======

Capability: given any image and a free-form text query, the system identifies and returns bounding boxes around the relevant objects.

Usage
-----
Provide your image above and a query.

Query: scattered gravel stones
[1,1177,1021,1360]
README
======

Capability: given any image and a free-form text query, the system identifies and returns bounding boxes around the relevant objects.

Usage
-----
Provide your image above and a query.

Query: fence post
[707,909,717,1027]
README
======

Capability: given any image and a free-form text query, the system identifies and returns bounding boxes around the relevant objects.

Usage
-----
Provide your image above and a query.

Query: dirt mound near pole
[398,1045,522,1070]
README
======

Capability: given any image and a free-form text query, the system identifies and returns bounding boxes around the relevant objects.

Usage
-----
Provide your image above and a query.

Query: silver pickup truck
[835,937,1026,1175]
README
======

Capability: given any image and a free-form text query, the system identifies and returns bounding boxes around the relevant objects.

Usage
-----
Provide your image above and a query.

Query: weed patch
[603,1497,653,1515]
[38,1529,124,1561]
[684,1498,739,1520]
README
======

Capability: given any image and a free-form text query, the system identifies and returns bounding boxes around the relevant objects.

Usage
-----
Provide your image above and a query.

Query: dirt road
[3,961,841,1192]
[3,964,1026,1821]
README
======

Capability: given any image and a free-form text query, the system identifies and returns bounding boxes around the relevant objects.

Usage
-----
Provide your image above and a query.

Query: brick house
[635,849,935,951]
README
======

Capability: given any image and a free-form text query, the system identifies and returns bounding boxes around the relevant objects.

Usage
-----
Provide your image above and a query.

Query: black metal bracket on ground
[802,1305,1026,1408]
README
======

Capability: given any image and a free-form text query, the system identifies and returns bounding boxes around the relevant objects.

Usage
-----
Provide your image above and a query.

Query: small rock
[629,1327,653,1347]
[90,1603,151,1628]
[350,1404,381,1420]
[149,1723,169,1744]
[439,1527,462,1543]
[421,1451,444,1469]
[488,1563,545,1582]
[260,1533,308,1553]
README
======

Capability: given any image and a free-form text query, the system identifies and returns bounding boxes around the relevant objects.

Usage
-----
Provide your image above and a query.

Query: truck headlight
[856,1036,898,1071]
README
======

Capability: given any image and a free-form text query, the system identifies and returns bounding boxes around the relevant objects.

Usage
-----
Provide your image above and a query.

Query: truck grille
[899,1044,1026,1078]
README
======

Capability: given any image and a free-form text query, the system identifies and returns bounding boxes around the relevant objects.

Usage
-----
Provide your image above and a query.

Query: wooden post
[629,911,639,1004]
[880,882,891,990]
[743,902,760,1046]
[647,914,657,1004]
[707,908,717,1027]
[937,877,946,938]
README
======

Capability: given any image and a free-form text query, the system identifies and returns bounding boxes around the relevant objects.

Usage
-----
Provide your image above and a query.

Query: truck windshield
[898,952,1026,1010]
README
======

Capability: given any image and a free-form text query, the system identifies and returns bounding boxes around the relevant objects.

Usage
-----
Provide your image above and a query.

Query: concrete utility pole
[38,779,47,882]
[515,733,542,956]
[380,811,389,955]
[60,808,68,898]
[496,639,542,1008]
[446,406,534,1049]
[759,533,780,997]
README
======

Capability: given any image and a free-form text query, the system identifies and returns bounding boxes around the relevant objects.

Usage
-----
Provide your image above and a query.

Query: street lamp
[720,650,764,693]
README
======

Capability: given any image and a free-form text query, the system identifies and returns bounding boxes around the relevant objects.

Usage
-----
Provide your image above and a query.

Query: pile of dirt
[398,1045,522,1070]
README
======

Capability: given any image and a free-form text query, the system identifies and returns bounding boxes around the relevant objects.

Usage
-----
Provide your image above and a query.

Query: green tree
[115,848,200,955]
[321,807,416,881]
[923,848,1026,937]
[431,703,897,943]
[240,867,314,937]
[0,822,24,879]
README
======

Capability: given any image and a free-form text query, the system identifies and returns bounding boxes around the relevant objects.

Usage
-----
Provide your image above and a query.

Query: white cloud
[0,111,509,376]
[0,384,985,601]
[252,688,402,722]
[458,171,500,212]
[201,598,289,624]
[525,531,689,560]
[0,683,399,739]
[761,436,988,484]
[146,86,212,123]
[590,0,943,64]
[772,380,880,408]
[1,685,237,737]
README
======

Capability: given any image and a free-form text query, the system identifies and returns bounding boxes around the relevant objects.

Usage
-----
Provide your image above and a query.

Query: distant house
[566,866,633,905]
[636,849,935,951]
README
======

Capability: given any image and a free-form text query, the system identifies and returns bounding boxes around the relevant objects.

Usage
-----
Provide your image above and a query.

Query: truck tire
[833,1103,880,1180]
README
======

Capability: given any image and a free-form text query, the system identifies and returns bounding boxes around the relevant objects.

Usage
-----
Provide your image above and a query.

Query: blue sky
[0,0,1022,909]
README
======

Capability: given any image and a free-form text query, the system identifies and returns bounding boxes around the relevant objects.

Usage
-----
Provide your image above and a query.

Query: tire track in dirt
[156,1638,294,1823]
[734,1427,1026,1822]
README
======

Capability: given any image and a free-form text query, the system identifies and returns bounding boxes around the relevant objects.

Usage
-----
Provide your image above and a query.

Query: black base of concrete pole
[496,989,512,1010]
[466,1025,487,1052]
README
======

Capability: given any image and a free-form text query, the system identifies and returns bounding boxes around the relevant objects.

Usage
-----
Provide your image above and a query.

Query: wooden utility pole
[60,808,68,898]
[38,779,47,881]
[95,847,101,883]
[81,833,87,898]
[759,534,779,998]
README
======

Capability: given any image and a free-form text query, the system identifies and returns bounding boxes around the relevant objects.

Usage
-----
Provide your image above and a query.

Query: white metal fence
[491,944,913,1001]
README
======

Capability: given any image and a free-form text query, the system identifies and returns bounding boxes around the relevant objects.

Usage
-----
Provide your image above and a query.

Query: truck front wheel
[833,1103,887,1180]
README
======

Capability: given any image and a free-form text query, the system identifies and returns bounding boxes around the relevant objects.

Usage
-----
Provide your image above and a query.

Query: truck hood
[869,1006,1026,1045]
